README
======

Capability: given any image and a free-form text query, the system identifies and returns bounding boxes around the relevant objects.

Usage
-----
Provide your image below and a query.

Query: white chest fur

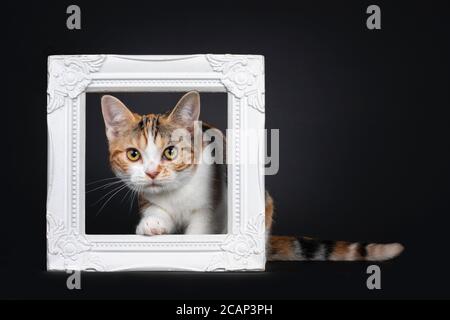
[147,163,212,214]
[140,158,227,234]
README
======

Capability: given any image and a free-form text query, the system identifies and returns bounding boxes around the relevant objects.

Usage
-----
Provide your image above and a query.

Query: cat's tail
[268,236,404,261]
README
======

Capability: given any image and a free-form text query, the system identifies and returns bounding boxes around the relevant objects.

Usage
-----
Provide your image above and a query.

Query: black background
[2,0,450,299]
[85,92,227,234]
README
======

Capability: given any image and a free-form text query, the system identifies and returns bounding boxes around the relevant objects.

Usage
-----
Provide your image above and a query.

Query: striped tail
[268,236,404,261]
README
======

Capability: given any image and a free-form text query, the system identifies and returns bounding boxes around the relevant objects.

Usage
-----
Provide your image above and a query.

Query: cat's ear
[101,95,134,140]
[168,91,200,127]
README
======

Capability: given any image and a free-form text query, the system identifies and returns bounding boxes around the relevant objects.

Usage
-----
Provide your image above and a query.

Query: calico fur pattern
[101,91,404,261]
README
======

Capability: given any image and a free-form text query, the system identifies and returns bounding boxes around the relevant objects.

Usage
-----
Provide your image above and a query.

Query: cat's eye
[126,148,141,161]
[163,146,177,160]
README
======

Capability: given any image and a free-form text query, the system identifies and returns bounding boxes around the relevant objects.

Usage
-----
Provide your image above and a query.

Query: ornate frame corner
[46,54,266,272]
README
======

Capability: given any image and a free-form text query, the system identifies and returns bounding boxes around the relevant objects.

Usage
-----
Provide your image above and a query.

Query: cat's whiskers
[120,186,133,204]
[95,184,129,216]
[86,176,122,185]
[129,184,144,215]
[86,179,126,193]
[91,182,128,206]
[88,176,141,216]
[128,189,137,215]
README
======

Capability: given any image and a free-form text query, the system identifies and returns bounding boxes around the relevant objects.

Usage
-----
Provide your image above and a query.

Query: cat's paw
[136,215,169,236]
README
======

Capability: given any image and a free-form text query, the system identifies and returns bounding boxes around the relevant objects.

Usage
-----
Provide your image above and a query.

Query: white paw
[136,215,169,236]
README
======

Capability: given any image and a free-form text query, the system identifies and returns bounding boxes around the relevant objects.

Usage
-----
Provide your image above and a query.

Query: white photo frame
[47,54,266,271]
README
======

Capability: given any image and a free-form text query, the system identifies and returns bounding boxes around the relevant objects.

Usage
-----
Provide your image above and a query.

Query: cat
[101,91,404,261]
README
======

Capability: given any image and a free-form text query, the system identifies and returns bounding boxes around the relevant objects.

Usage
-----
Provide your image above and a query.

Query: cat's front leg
[136,206,175,236]
[185,209,213,234]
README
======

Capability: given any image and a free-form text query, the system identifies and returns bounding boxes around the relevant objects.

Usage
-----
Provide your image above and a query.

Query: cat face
[101,91,201,194]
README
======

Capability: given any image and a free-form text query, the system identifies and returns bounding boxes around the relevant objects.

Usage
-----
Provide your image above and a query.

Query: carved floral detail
[47,55,105,113]
[206,54,265,113]
[207,213,265,271]
[221,234,259,259]
[47,213,106,271]
[47,214,91,260]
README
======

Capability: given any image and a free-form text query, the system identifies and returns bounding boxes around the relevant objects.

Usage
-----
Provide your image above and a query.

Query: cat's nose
[145,170,160,179]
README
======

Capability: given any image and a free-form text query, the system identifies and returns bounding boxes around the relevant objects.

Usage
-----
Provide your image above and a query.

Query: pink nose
[145,170,160,179]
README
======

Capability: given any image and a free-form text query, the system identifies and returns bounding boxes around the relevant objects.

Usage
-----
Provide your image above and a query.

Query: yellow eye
[163,146,177,160]
[126,148,141,161]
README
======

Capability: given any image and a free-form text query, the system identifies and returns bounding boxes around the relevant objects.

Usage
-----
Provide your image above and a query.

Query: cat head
[101,91,203,194]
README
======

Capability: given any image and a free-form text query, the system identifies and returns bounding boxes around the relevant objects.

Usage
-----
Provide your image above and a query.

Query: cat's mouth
[126,180,163,192]
[144,180,164,189]
[129,178,174,192]
[143,182,166,193]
